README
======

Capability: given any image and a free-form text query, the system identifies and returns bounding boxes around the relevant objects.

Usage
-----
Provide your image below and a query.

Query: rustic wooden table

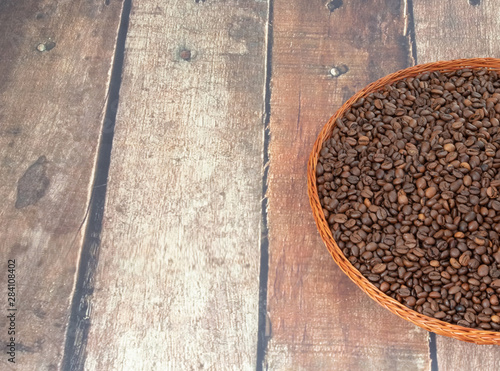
[2,0,500,370]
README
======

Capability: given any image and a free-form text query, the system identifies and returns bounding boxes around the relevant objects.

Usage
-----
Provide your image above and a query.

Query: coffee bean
[381,161,393,170]
[404,296,416,307]
[429,272,442,281]
[492,279,500,288]
[457,320,470,327]
[398,287,411,297]
[434,311,446,319]
[350,233,363,244]
[488,293,500,305]
[463,175,472,187]
[367,274,381,282]
[443,143,456,153]
[468,278,480,286]
[425,187,437,198]
[478,314,491,323]
[406,143,418,156]
[477,264,490,277]
[349,211,362,219]
[450,179,463,192]
[459,253,471,266]
[372,263,387,274]
[360,189,373,198]
[464,211,476,222]
[468,221,479,232]
[345,137,357,146]
[429,260,440,268]
[376,208,388,220]
[318,68,500,331]
[380,281,390,292]
[358,136,370,146]
[398,190,409,205]
[332,214,348,223]
[464,312,476,323]
[449,258,461,269]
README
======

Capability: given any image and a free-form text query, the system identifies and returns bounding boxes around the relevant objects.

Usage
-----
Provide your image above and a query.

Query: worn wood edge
[256,0,274,369]
[61,1,131,369]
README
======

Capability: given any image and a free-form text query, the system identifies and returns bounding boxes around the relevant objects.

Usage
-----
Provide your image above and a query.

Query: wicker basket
[307,58,500,345]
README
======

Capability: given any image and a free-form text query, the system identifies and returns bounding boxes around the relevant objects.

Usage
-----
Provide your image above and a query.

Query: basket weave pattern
[307,58,500,344]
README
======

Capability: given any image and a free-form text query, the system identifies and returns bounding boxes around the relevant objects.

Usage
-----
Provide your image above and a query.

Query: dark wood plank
[83,1,268,369]
[264,0,430,369]
[413,0,500,369]
[0,0,123,369]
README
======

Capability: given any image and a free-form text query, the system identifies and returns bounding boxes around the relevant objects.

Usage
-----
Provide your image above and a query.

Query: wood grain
[83,1,268,369]
[264,0,430,370]
[413,0,500,61]
[0,0,123,369]
[413,0,500,369]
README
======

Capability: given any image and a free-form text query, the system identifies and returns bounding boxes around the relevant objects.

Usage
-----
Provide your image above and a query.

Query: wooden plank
[0,1,123,370]
[83,1,268,370]
[413,0,500,369]
[264,0,431,370]
[413,0,500,61]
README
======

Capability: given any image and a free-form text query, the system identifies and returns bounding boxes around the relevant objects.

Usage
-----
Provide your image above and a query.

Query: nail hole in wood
[327,0,343,12]
[180,49,192,61]
[330,64,349,77]
[45,41,56,51]
[36,40,56,52]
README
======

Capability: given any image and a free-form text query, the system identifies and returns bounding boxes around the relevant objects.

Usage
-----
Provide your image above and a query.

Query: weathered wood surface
[264,0,430,370]
[0,1,123,370]
[83,1,268,370]
[4,0,500,369]
[413,0,500,369]
[414,0,500,61]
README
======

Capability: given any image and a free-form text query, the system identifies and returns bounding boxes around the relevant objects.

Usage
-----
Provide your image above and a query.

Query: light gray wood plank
[84,1,268,370]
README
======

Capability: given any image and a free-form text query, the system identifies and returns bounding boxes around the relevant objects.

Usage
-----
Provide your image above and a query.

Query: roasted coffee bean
[398,287,411,297]
[358,136,370,146]
[425,187,438,198]
[380,281,390,292]
[434,311,446,319]
[491,295,500,306]
[429,272,442,281]
[478,265,489,277]
[464,312,476,323]
[404,296,416,307]
[318,68,500,331]
[372,263,387,274]
[332,214,348,224]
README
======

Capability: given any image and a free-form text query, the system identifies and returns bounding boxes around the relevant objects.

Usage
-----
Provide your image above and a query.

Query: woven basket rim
[307,58,500,345]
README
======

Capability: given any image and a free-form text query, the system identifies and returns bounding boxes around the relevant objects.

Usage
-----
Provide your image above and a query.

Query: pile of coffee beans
[317,68,500,330]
